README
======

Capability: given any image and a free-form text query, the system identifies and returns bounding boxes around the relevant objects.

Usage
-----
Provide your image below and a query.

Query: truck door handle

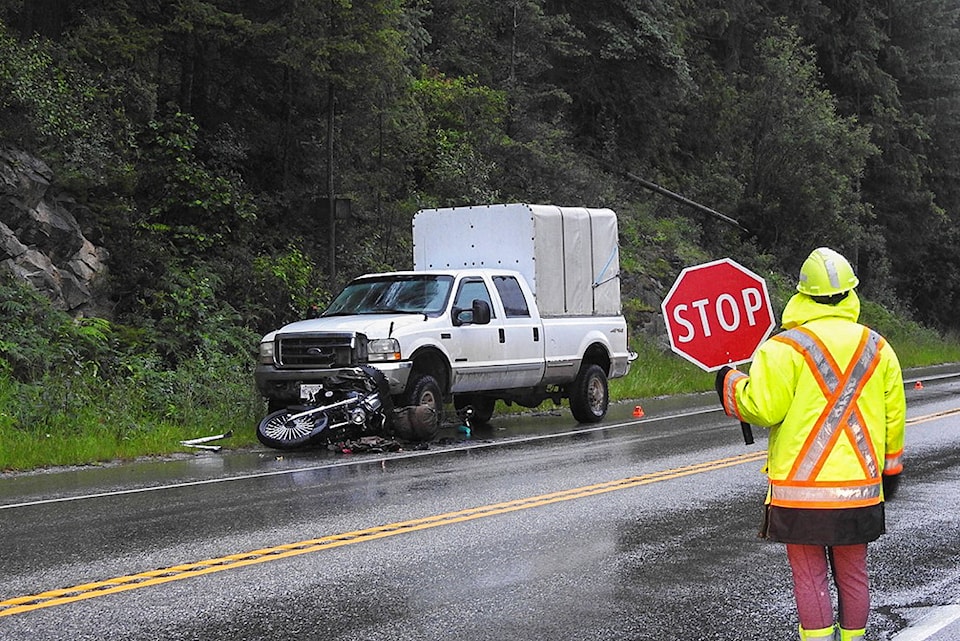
[533,327,539,341]
[499,328,505,343]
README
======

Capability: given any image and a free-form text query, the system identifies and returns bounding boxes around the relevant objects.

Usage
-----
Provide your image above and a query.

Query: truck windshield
[323,275,454,316]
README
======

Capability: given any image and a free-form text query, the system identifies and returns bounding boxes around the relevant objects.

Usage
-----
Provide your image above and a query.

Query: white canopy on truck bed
[413,203,621,317]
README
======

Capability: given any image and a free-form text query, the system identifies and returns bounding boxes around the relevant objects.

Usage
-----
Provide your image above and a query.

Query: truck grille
[276,333,368,368]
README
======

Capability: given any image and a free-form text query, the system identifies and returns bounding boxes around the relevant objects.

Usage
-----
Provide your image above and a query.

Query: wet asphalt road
[1,369,959,641]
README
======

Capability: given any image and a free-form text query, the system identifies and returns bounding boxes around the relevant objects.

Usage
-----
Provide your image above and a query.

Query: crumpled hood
[262,314,429,341]
[781,290,861,330]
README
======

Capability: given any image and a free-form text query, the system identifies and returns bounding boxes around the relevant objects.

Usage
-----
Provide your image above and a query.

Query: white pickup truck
[253,204,635,449]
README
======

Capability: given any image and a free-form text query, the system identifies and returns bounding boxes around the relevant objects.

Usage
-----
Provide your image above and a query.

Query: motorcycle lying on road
[256,366,436,450]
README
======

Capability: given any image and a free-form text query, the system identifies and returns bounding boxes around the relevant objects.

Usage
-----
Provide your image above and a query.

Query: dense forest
[3,0,960,340]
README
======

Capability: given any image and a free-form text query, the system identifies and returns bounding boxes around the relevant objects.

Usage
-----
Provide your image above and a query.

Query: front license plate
[300,384,323,401]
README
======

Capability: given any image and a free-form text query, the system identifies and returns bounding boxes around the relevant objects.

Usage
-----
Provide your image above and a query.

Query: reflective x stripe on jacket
[722,326,887,509]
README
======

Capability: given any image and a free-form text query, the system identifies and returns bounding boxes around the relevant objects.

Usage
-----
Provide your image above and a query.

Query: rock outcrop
[0,147,110,316]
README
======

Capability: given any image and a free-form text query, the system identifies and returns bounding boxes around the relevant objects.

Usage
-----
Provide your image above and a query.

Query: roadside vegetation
[0,272,263,472]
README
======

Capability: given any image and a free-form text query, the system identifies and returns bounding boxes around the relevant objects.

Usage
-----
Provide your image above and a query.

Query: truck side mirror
[452,299,491,326]
[472,299,491,324]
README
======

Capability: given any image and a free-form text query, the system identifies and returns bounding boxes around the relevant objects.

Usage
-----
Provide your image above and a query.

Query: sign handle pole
[740,421,754,445]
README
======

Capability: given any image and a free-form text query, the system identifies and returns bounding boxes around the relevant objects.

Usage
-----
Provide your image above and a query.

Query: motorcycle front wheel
[256,409,330,449]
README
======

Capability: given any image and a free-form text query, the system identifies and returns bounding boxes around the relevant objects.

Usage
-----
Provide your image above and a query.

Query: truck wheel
[395,374,443,442]
[569,364,609,423]
[257,409,329,450]
[361,365,394,417]
[454,394,496,425]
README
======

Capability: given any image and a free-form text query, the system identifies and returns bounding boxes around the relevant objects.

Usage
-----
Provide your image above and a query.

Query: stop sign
[661,258,776,371]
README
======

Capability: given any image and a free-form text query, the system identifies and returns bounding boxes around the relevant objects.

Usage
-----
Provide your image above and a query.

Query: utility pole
[621,170,748,233]
[597,156,750,234]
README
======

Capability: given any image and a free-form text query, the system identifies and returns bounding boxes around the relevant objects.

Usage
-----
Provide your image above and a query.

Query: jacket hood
[781,290,861,329]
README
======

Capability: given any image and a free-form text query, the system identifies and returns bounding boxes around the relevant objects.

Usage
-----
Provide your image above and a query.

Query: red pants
[786,543,869,630]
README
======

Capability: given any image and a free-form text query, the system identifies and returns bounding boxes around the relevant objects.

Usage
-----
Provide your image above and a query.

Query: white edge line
[3,369,944,511]
[0,373,945,513]
[0,407,721,511]
[891,604,960,641]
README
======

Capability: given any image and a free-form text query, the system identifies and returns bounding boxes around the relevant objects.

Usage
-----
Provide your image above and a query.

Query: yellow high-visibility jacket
[721,291,905,510]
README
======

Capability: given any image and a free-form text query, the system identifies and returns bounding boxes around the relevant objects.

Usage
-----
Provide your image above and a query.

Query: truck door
[490,274,545,388]
[447,277,507,392]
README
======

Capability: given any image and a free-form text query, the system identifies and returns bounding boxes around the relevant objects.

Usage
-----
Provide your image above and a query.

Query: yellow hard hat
[797,247,859,296]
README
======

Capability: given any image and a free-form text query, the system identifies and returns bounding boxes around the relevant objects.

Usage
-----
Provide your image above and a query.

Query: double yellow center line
[0,450,766,617]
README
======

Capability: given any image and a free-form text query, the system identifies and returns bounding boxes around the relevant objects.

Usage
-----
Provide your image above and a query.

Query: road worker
[716,247,906,641]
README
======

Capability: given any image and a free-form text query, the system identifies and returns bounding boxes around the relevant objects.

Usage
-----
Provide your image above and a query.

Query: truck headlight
[259,341,275,365]
[367,338,401,361]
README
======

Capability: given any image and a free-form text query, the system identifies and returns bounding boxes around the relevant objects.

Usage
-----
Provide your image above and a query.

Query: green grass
[0,419,261,472]
[0,409,263,473]
[0,355,263,473]
[609,337,715,399]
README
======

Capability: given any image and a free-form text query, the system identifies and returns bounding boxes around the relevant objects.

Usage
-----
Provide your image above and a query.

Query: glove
[883,473,901,500]
[715,366,732,403]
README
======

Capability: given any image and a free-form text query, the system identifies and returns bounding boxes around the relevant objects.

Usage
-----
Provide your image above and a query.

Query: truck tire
[454,394,496,425]
[569,364,609,423]
[394,374,442,442]
[361,365,394,417]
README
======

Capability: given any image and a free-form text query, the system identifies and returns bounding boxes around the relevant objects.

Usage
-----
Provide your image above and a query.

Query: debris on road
[180,430,233,451]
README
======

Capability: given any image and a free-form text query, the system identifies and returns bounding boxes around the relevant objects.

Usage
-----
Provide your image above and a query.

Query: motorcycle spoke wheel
[257,410,329,449]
